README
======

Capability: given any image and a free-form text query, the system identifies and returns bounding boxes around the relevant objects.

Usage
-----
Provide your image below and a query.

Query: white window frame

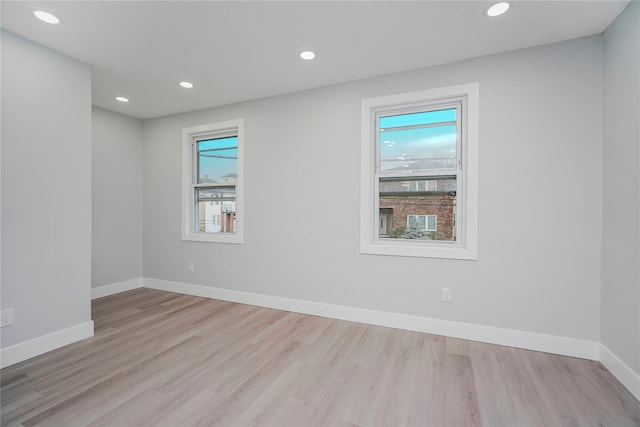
[360,83,478,260]
[182,119,244,244]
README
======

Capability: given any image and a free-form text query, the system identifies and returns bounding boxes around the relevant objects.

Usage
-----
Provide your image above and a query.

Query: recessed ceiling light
[179,81,194,89]
[486,2,510,17]
[115,96,130,103]
[33,10,60,24]
[300,51,316,60]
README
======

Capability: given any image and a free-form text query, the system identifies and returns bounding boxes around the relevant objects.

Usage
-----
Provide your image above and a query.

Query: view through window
[195,135,238,234]
[377,107,459,242]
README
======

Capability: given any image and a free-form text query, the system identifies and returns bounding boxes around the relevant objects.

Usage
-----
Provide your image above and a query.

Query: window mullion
[191,140,197,186]
[456,103,463,246]
[193,183,235,189]
[379,171,457,179]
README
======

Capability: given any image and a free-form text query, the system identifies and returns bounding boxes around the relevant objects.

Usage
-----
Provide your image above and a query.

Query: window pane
[379,177,456,241]
[195,187,236,233]
[197,137,238,184]
[379,108,457,173]
[407,215,427,229]
[427,215,437,231]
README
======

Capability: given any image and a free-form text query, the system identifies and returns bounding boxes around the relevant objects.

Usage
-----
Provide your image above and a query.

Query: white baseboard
[0,321,94,369]
[143,277,600,361]
[91,277,143,299]
[600,344,640,401]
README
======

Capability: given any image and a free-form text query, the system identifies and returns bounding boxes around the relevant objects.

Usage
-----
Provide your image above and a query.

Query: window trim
[182,119,244,244]
[360,83,478,260]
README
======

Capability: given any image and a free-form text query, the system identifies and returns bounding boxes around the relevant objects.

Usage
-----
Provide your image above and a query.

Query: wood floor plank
[2,288,639,426]
[445,353,483,426]
[469,341,519,426]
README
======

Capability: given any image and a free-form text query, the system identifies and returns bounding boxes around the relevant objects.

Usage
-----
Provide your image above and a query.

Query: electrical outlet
[187,261,195,272]
[442,288,453,303]
[0,308,14,327]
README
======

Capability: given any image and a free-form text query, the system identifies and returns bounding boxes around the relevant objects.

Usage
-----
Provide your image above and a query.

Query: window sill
[182,232,243,244]
[360,239,477,260]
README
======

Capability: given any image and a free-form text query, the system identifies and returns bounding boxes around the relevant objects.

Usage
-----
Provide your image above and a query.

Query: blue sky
[379,109,457,172]
[197,136,238,183]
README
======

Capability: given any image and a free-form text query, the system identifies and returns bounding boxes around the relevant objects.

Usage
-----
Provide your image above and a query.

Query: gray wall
[602,1,640,374]
[1,31,92,348]
[143,36,603,342]
[92,107,143,287]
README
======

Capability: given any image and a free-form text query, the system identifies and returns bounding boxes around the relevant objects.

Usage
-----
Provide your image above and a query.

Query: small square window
[407,215,438,233]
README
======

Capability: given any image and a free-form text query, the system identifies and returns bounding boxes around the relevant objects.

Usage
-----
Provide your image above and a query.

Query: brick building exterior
[379,178,456,241]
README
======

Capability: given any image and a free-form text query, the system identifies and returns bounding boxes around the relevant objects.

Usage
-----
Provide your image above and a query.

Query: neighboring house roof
[220,173,237,183]
[385,157,455,173]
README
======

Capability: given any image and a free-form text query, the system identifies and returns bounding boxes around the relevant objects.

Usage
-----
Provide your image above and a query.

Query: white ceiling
[1,1,629,119]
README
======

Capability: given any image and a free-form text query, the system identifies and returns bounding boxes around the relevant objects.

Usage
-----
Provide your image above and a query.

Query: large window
[360,83,478,259]
[182,120,244,243]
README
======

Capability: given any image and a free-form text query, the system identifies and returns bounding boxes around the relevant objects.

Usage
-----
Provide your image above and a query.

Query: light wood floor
[1,289,639,426]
